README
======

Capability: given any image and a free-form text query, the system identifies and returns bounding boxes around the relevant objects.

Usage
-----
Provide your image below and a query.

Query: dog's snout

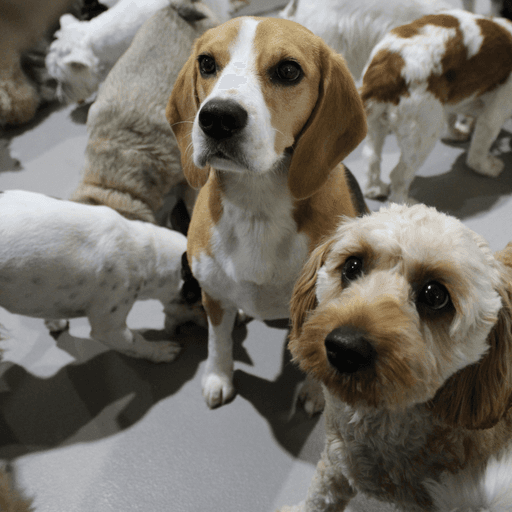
[199,99,248,140]
[324,326,375,374]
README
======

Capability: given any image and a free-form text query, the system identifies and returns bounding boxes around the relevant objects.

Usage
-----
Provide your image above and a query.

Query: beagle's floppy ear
[430,270,512,430]
[166,53,210,189]
[288,46,367,200]
[289,238,334,342]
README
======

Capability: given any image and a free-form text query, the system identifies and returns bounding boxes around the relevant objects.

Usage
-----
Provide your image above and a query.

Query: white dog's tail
[427,452,512,512]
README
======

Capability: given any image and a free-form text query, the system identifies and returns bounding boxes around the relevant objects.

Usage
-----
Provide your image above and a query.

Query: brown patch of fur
[290,296,428,409]
[391,14,460,39]
[430,266,512,429]
[202,290,224,326]
[293,165,364,252]
[427,18,512,104]
[186,170,223,260]
[361,50,408,106]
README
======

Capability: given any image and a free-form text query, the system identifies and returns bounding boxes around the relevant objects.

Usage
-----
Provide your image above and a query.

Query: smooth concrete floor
[1,0,511,511]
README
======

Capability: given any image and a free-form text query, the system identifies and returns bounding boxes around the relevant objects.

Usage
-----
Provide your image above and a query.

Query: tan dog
[71,2,219,223]
[0,0,78,125]
[0,467,33,512]
[166,16,368,410]
[281,204,512,511]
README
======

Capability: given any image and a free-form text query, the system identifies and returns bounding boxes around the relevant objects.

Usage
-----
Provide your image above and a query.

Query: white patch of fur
[427,450,512,512]
[0,190,201,362]
[192,18,282,174]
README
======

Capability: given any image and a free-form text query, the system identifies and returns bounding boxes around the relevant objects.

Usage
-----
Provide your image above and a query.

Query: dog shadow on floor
[0,321,251,459]
[410,128,512,218]
[234,320,321,460]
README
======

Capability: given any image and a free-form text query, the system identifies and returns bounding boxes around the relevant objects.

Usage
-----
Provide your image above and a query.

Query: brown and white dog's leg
[466,81,512,178]
[278,446,355,512]
[363,102,391,200]
[389,95,444,204]
[88,305,181,363]
[201,291,238,408]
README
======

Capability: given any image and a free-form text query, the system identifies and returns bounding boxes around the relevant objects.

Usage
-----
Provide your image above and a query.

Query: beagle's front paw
[202,371,235,409]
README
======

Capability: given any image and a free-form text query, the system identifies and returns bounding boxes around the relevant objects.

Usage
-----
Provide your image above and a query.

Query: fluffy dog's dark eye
[198,55,216,76]
[274,60,303,83]
[342,257,363,283]
[417,281,451,311]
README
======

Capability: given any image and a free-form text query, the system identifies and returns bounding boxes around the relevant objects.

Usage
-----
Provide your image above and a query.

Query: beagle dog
[166,16,368,409]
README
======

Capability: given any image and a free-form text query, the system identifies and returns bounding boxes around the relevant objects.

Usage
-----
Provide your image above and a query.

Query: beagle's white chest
[193,197,310,320]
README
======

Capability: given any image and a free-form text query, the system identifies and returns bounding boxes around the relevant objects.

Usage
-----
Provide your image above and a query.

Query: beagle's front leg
[201,291,238,408]
[278,447,355,512]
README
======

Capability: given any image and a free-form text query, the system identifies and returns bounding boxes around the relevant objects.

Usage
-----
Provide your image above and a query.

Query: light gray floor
[1,0,511,511]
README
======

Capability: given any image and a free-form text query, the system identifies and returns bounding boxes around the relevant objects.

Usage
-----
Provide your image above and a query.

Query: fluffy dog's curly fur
[280,203,512,512]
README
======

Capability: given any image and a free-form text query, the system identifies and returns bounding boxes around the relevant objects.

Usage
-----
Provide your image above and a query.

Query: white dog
[46,0,248,104]
[281,203,512,512]
[361,10,512,203]
[0,190,204,362]
[280,0,451,81]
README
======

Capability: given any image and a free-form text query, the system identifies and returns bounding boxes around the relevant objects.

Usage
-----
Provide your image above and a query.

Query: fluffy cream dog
[361,10,512,203]
[0,190,204,362]
[70,2,219,223]
[281,203,512,511]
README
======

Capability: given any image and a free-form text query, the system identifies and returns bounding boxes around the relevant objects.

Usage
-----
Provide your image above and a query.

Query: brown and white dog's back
[167,16,367,409]
[360,10,512,204]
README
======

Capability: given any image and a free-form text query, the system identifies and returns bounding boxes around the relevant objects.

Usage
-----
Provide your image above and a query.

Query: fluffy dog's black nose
[199,99,248,139]
[324,326,375,374]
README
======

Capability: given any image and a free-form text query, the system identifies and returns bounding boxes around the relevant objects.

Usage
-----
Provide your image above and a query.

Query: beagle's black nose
[324,326,375,374]
[199,99,248,139]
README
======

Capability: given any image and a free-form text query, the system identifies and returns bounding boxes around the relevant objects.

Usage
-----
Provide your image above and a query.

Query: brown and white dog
[280,203,512,512]
[360,10,512,204]
[166,16,368,410]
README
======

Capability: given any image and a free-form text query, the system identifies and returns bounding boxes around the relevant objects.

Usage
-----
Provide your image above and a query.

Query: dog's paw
[298,377,325,417]
[202,372,235,409]
[364,181,390,200]
[126,332,182,363]
[468,154,504,178]
[44,319,70,334]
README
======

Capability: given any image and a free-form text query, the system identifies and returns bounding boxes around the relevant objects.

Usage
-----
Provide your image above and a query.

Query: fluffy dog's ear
[288,47,367,200]
[430,270,512,430]
[290,239,334,341]
[166,53,210,189]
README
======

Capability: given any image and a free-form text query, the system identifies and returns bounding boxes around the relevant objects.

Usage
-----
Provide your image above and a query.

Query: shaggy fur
[0,0,80,125]
[361,10,512,203]
[70,2,219,223]
[280,204,512,512]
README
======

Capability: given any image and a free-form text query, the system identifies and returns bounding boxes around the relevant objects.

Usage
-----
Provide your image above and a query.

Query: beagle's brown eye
[342,257,363,284]
[417,281,451,311]
[274,60,302,84]
[198,55,216,76]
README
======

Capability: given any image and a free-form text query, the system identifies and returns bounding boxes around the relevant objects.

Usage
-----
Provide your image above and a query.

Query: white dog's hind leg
[466,83,512,178]
[44,319,70,333]
[389,95,444,204]
[201,292,238,408]
[363,102,391,200]
[88,306,181,363]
